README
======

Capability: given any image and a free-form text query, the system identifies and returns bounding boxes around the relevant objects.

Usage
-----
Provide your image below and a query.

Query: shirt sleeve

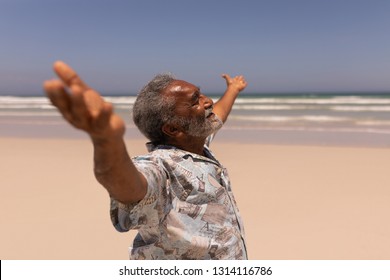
[110,156,169,232]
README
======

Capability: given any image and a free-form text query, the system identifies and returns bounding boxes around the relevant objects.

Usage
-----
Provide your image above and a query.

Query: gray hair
[133,73,176,143]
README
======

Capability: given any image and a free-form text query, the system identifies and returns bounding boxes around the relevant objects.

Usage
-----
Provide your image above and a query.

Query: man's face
[163,80,222,138]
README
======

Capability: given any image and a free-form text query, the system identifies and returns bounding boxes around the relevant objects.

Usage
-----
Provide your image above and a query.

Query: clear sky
[1,0,390,95]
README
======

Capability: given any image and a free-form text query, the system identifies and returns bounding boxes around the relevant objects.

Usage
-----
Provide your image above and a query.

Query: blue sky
[1,0,390,95]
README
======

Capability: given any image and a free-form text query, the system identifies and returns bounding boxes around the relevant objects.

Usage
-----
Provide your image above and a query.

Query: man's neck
[165,136,206,156]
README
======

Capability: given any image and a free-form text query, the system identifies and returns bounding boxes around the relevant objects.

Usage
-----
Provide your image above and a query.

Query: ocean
[1,93,390,147]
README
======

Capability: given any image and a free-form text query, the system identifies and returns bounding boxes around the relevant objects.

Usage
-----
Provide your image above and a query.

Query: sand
[1,137,390,259]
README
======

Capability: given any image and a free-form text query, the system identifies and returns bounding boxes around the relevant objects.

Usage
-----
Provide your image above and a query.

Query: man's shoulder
[133,146,182,163]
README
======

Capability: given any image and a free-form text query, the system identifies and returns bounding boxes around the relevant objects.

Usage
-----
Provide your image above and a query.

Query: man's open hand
[43,61,125,139]
[222,74,247,93]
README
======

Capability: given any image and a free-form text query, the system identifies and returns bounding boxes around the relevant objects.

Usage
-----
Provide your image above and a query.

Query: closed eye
[191,91,200,106]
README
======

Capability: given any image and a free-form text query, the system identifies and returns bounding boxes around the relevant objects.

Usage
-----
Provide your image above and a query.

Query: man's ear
[162,123,181,138]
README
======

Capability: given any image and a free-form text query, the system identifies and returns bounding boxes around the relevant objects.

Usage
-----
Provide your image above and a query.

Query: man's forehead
[164,80,199,95]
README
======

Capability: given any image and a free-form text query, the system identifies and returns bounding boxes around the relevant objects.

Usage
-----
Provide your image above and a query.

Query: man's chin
[185,116,223,138]
[210,115,223,131]
[203,119,223,137]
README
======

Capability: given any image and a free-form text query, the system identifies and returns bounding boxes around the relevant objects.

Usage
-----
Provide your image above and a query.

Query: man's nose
[203,95,214,108]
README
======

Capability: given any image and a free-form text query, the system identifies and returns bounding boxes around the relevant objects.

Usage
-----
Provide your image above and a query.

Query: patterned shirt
[110,134,247,260]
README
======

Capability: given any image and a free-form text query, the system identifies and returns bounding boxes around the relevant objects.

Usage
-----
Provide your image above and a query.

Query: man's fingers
[44,61,122,137]
[53,61,89,90]
[68,84,91,127]
[82,87,106,118]
[69,85,112,130]
[43,80,72,120]
[234,75,246,85]
[94,102,113,131]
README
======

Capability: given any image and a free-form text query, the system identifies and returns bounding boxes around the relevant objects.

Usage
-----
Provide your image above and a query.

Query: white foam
[232,105,307,110]
[231,115,349,123]
[0,95,137,110]
[2,95,390,111]
[104,96,137,104]
[356,120,390,126]
[0,111,60,117]
[233,96,390,105]
[223,125,390,135]
[0,96,49,104]
[331,106,390,112]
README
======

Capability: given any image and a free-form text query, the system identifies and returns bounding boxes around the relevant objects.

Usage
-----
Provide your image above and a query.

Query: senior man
[44,61,248,260]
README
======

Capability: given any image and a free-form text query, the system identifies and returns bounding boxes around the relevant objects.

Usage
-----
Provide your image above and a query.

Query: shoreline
[1,118,390,148]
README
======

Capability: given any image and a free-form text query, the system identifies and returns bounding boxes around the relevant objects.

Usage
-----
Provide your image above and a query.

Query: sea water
[1,93,390,147]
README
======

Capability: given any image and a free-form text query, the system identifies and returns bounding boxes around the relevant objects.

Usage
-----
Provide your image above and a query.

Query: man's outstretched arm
[43,61,147,204]
[213,74,247,123]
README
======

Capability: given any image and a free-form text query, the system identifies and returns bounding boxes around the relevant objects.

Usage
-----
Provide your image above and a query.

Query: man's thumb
[221,74,231,82]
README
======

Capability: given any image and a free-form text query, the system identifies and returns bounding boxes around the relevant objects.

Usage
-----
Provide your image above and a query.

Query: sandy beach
[1,136,390,260]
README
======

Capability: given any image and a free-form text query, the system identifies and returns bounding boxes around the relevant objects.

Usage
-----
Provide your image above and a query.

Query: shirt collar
[145,142,221,166]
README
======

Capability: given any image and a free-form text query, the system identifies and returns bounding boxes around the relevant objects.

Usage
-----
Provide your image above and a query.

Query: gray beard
[184,110,223,138]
